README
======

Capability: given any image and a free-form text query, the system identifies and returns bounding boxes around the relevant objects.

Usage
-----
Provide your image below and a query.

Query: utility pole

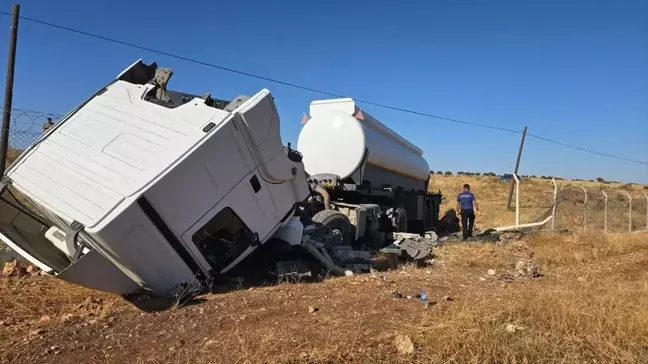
[0,4,20,177]
[506,126,527,210]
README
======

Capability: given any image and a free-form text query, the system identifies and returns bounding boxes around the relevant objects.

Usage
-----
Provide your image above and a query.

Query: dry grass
[1,231,648,363]
[429,175,648,232]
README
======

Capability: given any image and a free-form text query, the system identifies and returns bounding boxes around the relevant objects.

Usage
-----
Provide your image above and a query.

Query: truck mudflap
[55,249,140,295]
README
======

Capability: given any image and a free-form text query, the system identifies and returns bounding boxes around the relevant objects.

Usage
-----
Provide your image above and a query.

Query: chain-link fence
[1,108,62,163]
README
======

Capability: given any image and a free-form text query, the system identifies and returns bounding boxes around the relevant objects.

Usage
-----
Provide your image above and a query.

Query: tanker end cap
[309,98,357,117]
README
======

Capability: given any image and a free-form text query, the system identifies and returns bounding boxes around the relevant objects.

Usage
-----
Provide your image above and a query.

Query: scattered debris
[380,232,439,260]
[515,259,542,278]
[394,335,415,355]
[308,306,318,314]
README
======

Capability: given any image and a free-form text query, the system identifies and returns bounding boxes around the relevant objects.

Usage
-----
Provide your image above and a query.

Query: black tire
[312,210,353,244]
[388,206,408,232]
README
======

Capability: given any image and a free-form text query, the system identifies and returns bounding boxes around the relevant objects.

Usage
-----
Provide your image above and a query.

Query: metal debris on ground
[379,232,439,260]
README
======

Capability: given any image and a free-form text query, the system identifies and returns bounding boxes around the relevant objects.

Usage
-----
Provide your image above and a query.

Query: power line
[526,133,647,165]
[1,12,646,165]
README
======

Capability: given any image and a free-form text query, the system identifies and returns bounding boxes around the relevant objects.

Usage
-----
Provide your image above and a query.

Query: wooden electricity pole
[0,4,20,177]
[506,126,527,210]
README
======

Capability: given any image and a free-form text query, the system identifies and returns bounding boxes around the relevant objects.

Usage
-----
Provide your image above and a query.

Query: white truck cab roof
[8,60,240,229]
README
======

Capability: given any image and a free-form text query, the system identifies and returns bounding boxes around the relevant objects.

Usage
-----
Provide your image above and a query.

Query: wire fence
[2,108,62,160]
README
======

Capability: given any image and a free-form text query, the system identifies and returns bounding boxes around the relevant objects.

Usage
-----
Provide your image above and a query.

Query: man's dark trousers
[461,209,475,240]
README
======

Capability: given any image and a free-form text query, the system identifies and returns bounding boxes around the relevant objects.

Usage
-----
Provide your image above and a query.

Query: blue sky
[1,0,647,183]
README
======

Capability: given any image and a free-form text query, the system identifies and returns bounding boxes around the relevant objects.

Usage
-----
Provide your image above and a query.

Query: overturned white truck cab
[0,60,310,295]
[1,60,442,299]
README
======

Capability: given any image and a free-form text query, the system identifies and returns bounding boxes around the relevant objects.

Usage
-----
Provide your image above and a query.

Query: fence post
[581,186,587,232]
[0,4,20,177]
[601,190,608,233]
[624,192,632,232]
[551,178,557,230]
[512,174,520,226]
[644,194,648,231]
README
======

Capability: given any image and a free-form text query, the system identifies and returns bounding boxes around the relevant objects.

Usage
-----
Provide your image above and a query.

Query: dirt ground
[1,231,648,364]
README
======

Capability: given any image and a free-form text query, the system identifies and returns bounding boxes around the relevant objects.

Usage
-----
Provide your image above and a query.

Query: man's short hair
[463,184,471,190]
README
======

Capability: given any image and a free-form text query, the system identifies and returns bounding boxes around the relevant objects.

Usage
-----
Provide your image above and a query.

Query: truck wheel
[312,210,353,245]
[388,206,408,232]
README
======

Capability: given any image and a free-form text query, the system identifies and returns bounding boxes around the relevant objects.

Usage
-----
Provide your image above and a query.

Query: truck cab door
[180,169,280,274]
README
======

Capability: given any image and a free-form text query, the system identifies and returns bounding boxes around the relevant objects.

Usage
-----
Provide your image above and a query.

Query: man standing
[456,184,479,240]
[42,117,54,134]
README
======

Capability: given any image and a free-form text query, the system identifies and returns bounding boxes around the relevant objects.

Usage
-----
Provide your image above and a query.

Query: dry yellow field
[429,175,648,233]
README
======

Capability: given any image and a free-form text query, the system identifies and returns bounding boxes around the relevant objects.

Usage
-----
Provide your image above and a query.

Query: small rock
[61,314,75,323]
[344,270,354,277]
[488,269,496,276]
[205,339,217,346]
[577,277,586,282]
[441,295,454,301]
[29,328,45,336]
[505,324,524,333]
[26,264,39,275]
[515,259,542,278]
[406,295,413,300]
[308,306,318,314]
[38,315,51,323]
[299,352,308,359]
[394,335,414,355]
[479,277,486,281]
